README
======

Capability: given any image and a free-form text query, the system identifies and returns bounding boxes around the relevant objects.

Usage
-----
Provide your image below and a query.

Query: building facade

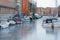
[21,0,36,16]
[0,0,16,19]
[21,0,28,15]
[35,7,57,16]
[35,7,44,15]
[0,0,16,14]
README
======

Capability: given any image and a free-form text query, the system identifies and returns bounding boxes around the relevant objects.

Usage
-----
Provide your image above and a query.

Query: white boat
[9,20,16,24]
[24,16,30,21]
[0,21,10,29]
[53,20,60,28]
[42,18,60,28]
[57,17,60,20]
[42,20,52,28]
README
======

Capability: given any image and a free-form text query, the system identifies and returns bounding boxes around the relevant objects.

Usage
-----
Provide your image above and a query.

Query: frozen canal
[0,18,60,40]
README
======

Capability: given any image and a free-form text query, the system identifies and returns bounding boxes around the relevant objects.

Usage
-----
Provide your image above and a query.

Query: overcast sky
[34,0,60,8]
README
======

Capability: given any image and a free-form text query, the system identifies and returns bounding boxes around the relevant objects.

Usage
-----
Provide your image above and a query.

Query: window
[1,8,4,14]
[9,8,13,14]
[8,0,15,2]
[5,8,10,14]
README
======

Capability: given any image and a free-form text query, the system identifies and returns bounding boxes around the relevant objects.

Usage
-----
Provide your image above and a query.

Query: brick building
[0,0,16,19]
[21,0,28,15]
[35,7,57,16]
[44,7,51,15]
[21,0,36,15]
[35,7,44,15]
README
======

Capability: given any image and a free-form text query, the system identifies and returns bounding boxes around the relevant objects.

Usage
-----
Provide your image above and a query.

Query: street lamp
[55,0,58,17]
[15,0,20,17]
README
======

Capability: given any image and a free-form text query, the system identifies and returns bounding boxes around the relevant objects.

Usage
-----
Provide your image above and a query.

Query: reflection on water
[46,28,55,34]
[0,21,36,40]
[0,19,60,40]
[36,18,60,40]
[45,27,60,40]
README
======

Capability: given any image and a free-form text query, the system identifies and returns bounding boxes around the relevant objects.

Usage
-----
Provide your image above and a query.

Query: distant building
[35,7,41,13]
[44,7,51,16]
[35,7,44,15]
[35,7,58,16]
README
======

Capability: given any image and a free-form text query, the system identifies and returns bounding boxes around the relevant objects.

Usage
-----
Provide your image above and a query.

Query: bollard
[52,22,54,30]
[0,26,1,30]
